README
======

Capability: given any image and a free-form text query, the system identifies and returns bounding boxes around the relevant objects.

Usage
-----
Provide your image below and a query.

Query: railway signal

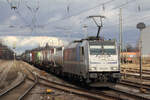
[136,22,146,92]
[136,22,146,80]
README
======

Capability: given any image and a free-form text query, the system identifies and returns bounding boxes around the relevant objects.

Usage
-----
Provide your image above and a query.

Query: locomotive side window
[82,47,84,55]
[80,47,84,61]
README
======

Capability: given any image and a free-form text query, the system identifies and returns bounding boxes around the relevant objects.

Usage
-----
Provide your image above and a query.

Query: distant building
[0,41,14,60]
[121,52,138,63]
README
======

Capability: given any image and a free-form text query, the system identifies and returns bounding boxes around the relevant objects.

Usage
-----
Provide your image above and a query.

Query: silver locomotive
[53,37,120,85]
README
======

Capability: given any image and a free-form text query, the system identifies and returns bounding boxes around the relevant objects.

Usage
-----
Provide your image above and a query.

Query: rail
[18,66,38,100]
[0,72,26,97]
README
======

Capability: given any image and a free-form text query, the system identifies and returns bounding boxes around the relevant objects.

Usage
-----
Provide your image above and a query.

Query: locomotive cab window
[80,47,84,61]
[80,47,84,56]
[90,45,102,55]
[90,45,116,55]
[103,45,116,55]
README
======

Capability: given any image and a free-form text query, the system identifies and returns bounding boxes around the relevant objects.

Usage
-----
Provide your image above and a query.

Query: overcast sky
[0,0,150,54]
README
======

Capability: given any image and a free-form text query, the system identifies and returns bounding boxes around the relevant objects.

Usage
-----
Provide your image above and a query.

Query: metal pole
[136,22,146,92]
[14,51,15,61]
[119,8,123,69]
[83,25,88,38]
[13,42,16,62]
[119,8,123,53]
[139,29,142,81]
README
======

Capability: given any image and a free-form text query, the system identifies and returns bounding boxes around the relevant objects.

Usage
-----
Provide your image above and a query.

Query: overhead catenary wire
[112,0,137,9]
[4,0,149,39]
[24,0,40,33]
[14,10,28,25]
[4,0,40,32]
[63,0,138,39]
[5,0,30,29]
[98,12,149,33]
[7,0,22,10]
[5,0,145,28]
[74,0,135,19]
[89,12,149,41]
[108,0,143,26]
[106,0,150,28]
[10,0,134,32]
[101,15,148,31]
[43,0,138,31]
[44,0,116,26]
[101,0,146,29]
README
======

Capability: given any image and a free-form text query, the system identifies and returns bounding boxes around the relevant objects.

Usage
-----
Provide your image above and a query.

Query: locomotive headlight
[111,67,118,70]
[89,67,96,71]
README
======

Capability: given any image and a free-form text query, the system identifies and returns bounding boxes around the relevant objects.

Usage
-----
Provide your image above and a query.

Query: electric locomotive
[62,15,120,85]
[62,37,120,85]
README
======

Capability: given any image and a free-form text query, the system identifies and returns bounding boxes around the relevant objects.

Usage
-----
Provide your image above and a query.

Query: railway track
[121,67,150,81]
[0,72,26,97]
[120,79,150,90]
[121,67,150,75]
[89,80,150,100]
[19,63,116,100]
[121,72,150,81]
[36,75,150,100]
[0,61,38,100]
[22,62,128,100]
[38,76,117,100]
[1,61,114,100]
[24,61,150,100]
[23,61,150,100]
[18,66,38,100]
[2,61,149,100]
[109,83,150,100]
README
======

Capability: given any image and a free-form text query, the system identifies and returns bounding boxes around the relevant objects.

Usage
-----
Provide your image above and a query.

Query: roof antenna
[88,15,105,38]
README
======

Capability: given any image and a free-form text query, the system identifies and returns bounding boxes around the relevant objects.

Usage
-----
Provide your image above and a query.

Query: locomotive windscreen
[89,41,116,55]
[103,45,116,55]
[90,46,102,55]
